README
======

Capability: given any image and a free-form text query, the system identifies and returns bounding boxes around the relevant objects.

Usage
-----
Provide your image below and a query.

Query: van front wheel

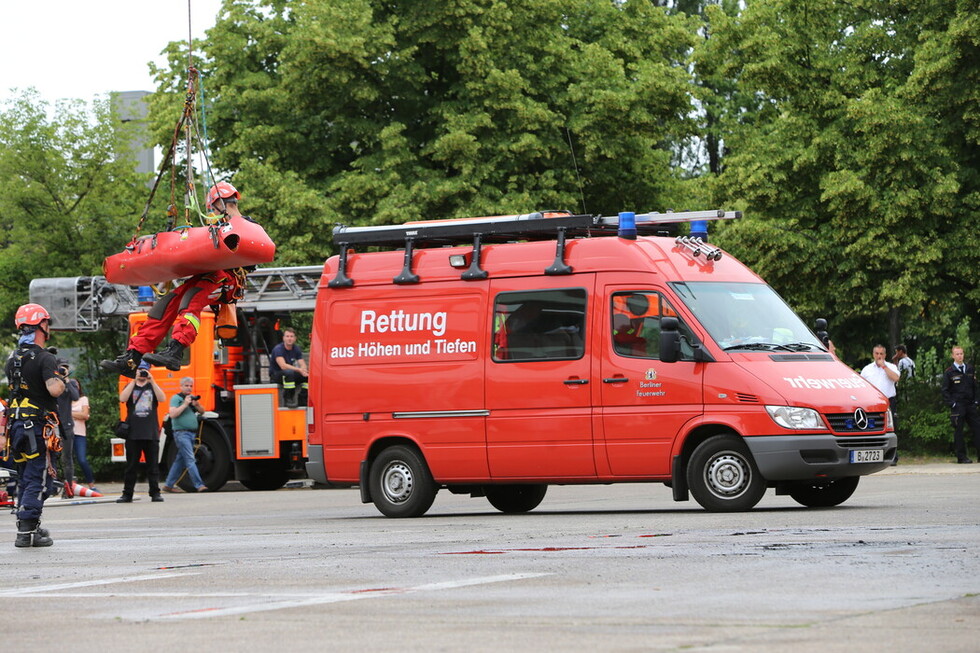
[687,435,766,512]
[369,445,437,518]
[485,485,548,513]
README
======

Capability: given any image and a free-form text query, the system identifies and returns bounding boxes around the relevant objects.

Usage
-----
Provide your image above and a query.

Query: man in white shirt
[861,344,900,433]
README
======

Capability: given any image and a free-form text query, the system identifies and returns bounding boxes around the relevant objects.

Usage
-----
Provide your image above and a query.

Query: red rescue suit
[129,270,243,354]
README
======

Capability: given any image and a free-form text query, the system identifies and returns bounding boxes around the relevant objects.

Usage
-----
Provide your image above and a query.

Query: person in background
[940,346,980,464]
[269,328,309,407]
[861,344,900,421]
[892,344,916,379]
[117,365,165,503]
[162,377,208,493]
[860,344,901,465]
[53,357,79,497]
[71,380,96,490]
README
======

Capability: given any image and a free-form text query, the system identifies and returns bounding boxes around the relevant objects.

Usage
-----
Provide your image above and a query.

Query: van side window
[612,291,695,360]
[493,289,587,362]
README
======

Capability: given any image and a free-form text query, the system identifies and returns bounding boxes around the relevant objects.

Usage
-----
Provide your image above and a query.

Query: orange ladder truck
[29,266,321,491]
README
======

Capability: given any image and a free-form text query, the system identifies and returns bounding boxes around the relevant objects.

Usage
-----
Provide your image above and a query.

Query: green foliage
[694,0,980,364]
[0,91,153,479]
[0,91,149,323]
[149,0,700,266]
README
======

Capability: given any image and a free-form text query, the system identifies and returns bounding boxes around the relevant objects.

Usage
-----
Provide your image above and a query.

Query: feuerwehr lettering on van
[782,375,869,390]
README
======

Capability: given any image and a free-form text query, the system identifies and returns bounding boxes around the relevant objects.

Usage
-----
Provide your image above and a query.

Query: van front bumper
[744,433,898,481]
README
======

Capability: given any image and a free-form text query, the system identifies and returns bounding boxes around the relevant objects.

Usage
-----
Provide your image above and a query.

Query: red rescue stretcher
[103,217,276,285]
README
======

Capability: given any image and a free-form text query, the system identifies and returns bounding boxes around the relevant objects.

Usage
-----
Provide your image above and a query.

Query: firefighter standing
[101,182,251,377]
[4,304,67,547]
[941,345,980,464]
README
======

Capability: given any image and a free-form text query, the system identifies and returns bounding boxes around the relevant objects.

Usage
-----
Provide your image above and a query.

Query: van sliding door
[485,276,595,479]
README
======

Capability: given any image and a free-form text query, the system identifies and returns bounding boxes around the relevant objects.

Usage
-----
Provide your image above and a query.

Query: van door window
[611,291,695,360]
[493,288,587,361]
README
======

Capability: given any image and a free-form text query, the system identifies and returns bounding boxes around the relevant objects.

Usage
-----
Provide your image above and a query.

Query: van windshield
[670,282,825,352]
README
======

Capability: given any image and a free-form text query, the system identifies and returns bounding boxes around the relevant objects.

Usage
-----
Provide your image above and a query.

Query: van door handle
[603,377,629,384]
[563,378,589,385]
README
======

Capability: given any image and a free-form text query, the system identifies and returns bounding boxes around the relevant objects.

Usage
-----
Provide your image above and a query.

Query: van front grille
[825,412,887,433]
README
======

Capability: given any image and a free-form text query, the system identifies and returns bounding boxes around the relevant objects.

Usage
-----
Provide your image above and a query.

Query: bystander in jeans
[162,377,208,493]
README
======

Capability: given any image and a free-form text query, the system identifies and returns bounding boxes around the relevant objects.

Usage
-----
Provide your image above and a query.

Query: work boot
[100,349,142,378]
[143,340,186,371]
[15,519,53,548]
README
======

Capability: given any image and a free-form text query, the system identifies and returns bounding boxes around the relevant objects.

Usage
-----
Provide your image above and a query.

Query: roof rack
[329,209,740,287]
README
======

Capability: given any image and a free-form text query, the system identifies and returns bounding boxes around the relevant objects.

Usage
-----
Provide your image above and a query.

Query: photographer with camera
[117,364,166,503]
[161,377,208,493]
[53,357,80,497]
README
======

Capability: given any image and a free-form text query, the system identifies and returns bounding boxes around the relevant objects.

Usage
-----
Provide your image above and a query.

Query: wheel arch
[672,422,745,501]
[358,434,428,504]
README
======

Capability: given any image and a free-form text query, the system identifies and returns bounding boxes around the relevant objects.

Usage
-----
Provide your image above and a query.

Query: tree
[0,90,149,324]
[150,0,700,264]
[0,90,155,477]
[693,0,980,362]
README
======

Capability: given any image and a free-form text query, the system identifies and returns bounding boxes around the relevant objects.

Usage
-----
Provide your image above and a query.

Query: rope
[129,0,221,242]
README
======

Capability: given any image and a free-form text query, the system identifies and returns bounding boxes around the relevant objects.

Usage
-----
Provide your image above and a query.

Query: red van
[305,211,896,516]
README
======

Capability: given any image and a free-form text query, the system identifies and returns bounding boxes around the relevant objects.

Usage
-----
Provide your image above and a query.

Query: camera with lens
[137,369,149,378]
[189,394,201,401]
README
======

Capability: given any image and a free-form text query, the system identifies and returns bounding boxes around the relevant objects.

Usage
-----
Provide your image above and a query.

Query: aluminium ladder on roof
[328,209,740,288]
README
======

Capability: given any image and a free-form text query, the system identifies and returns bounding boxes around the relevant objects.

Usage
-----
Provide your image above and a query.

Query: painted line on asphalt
[150,573,551,621]
[0,572,199,596]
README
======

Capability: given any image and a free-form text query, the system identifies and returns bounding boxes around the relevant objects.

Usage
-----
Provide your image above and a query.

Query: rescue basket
[103,217,276,286]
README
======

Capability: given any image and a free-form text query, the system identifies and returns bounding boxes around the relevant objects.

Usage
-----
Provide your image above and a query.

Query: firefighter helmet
[206,182,241,211]
[15,303,51,328]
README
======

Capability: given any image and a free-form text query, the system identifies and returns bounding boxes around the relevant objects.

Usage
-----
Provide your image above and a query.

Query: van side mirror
[660,317,680,363]
[814,317,830,347]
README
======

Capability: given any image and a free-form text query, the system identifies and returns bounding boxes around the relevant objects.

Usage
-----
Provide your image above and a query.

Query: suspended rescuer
[101,182,254,376]
[3,304,67,547]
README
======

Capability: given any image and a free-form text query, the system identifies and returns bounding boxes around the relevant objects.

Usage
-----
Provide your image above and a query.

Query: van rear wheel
[687,434,766,512]
[485,485,547,513]
[369,445,437,518]
[788,476,859,507]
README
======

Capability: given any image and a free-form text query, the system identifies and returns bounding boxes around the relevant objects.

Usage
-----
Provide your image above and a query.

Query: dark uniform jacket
[941,363,978,411]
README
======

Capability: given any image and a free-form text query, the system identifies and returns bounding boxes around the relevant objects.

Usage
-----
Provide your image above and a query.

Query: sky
[0,0,225,104]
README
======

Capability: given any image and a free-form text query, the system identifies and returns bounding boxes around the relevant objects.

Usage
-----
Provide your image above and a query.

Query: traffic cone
[72,482,103,498]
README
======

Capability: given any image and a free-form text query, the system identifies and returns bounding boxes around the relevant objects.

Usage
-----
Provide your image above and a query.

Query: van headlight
[765,405,826,430]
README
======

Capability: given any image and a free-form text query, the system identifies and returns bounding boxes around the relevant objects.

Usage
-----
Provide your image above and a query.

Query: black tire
[369,445,437,517]
[174,427,231,492]
[239,461,289,491]
[788,476,860,508]
[485,485,548,513]
[687,434,766,512]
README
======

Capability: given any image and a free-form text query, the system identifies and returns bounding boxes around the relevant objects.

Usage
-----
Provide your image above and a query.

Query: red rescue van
[305,210,897,516]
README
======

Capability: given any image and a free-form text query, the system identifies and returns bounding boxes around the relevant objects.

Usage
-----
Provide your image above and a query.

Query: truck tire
[788,476,859,508]
[687,434,766,512]
[369,445,437,518]
[485,485,548,513]
[174,426,231,493]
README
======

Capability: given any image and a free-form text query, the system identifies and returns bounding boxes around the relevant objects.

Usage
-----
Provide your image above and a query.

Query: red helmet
[206,182,241,210]
[15,303,50,328]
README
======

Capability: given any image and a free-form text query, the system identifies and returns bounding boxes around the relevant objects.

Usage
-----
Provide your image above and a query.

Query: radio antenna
[565,127,587,214]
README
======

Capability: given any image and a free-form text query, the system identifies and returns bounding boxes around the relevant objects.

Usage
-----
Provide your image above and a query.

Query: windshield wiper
[780,342,823,352]
[723,342,795,352]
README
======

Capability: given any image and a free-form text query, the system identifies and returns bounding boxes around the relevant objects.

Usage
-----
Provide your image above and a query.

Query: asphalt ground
[3,463,978,652]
